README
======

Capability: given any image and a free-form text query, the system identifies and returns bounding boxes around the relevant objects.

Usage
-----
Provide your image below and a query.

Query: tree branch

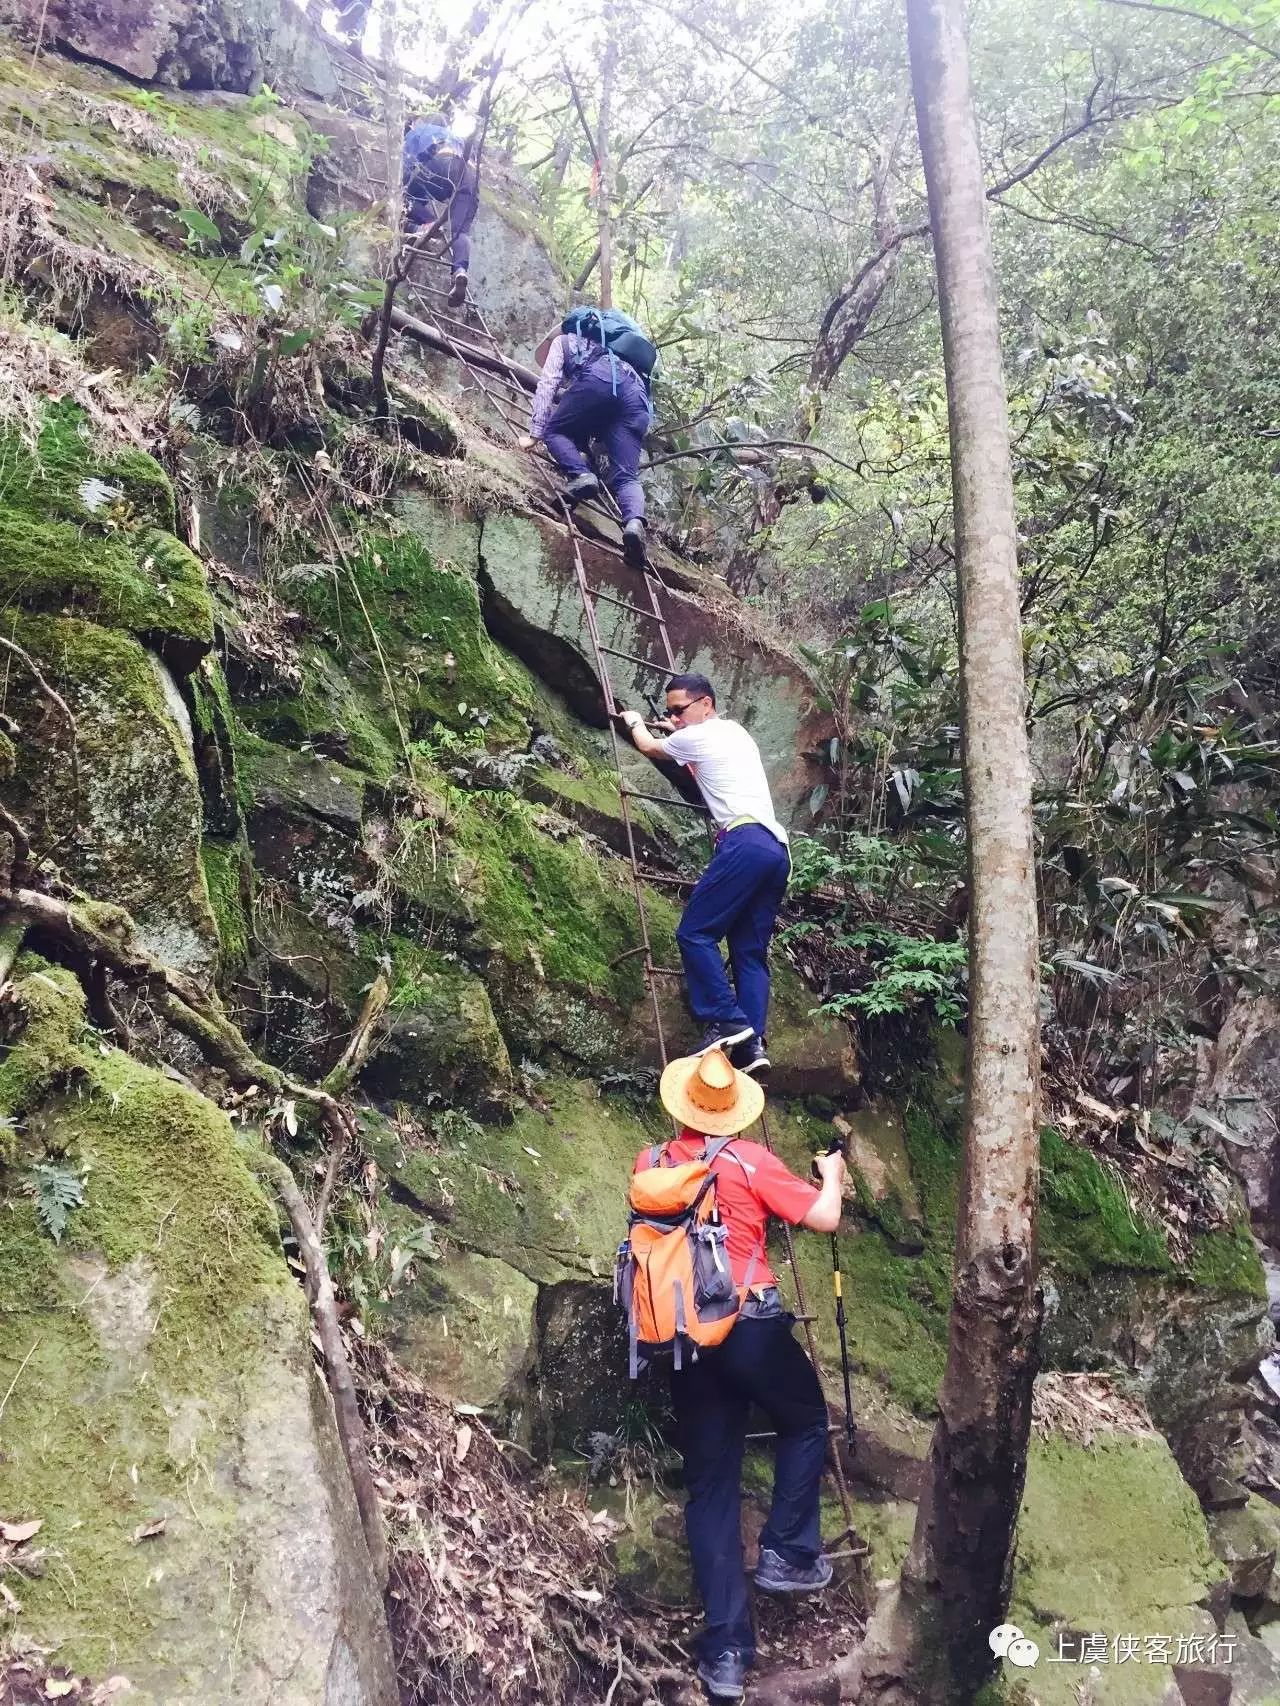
[1100,0,1280,64]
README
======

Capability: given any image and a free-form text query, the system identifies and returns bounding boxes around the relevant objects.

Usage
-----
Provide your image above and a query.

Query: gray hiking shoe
[563,472,601,504]
[754,1546,833,1595]
[696,1651,747,1702]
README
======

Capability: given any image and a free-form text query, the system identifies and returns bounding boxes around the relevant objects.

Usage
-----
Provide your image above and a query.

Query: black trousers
[671,1308,828,1662]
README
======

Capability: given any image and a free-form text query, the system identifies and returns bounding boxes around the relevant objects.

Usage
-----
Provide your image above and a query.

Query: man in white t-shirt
[617,673,790,1077]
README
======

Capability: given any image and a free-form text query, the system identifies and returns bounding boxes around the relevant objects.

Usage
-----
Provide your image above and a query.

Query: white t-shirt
[658,717,788,845]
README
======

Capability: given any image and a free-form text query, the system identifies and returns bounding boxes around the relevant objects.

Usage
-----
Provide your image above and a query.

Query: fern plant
[25,1161,87,1243]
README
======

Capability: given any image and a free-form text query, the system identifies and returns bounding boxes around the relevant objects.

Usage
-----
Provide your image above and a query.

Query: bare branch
[1100,0,1280,64]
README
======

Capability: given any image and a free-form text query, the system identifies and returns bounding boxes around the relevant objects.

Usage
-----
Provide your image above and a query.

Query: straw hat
[534,327,558,368]
[659,1047,765,1138]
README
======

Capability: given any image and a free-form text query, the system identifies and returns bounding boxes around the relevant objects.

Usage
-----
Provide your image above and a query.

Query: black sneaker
[622,517,647,569]
[564,472,601,504]
[732,1035,770,1078]
[447,268,468,306]
[695,1022,754,1056]
[754,1546,833,1595]
[696,1651,747,1702]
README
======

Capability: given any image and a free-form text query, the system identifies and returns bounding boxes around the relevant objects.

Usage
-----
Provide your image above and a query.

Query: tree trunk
[596,0,617,307]
[857,0,1042,1700]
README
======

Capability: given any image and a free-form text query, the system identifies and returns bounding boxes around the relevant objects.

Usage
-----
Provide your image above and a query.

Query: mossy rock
[0,958,396,1701]
[3,612,219,976]
[0,404,212,672]
[278,529,534,750]
[1004,1434,1225,1704]
[361,964,515,1119]
[387,1241,538,1413]
[1209,1494,1280,1599]
[367,1076,666,1290]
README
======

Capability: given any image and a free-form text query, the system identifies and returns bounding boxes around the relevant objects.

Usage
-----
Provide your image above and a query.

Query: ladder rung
[637,871,696,888]
[621,788,711,815]
[599,643,670,675]
[827,1543,872,1562]
[588,586,666,623]
[644,965,684,978]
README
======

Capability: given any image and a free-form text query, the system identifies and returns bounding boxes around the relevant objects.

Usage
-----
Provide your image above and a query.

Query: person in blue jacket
[402,113,478,307]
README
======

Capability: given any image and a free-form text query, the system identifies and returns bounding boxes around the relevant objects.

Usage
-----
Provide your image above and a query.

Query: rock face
[475,511,832,828]
[0,962,397,1703]
[32,0,282,90]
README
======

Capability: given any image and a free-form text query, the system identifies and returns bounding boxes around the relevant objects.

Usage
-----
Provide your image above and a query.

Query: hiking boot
[732,1035,770,1078]
[754,1546,833,1595]
[696,1651,747,1702]
[447,268,468,307]
[694,1021,754,1056]
[564,472,601,505]
[622,517,647,569]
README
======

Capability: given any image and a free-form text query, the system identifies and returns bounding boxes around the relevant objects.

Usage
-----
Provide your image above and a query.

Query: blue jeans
[542,360,650,522]
[406,156,478,272]
[672,1307,829,1662]
[677,823,789,1036]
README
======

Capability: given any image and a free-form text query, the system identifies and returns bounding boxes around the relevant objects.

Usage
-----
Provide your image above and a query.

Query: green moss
[201,838,251,972]
[4,613,217,970]
[0,406,211,653]
[0,955,87,1123]
[1190,1223,1266,1297]
[1040,1127,1172,1278]
[365,1077,668,1287]
[448,790,680,1003]
[0,958,294,1675]
[1007,1434,1224,1704]
[283,532,533,747]
[236,642,403,783]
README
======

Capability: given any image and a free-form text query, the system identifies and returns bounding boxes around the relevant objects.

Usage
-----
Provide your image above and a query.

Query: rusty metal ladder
[330,66,866,1566]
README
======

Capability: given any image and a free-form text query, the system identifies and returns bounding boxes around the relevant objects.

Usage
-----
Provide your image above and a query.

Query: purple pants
[543,361,649,522]
[406,156,477,272]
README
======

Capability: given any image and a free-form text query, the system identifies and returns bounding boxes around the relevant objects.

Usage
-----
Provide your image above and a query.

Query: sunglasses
[666,697,706,721]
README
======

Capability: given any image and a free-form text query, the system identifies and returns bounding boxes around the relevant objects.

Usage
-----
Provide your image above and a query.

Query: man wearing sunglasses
[616,673,789,1077]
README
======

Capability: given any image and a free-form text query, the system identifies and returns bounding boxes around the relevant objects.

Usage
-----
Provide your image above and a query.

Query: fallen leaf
[130,1517,166,1544]
[522,1145,541,1161]
[0,1517,42,1543]
[90,1681,133,1703]
[0,1578,22,1613]
[455,1424,473,1464]
[44,1682,78,1700]
[570,1587,603,1604]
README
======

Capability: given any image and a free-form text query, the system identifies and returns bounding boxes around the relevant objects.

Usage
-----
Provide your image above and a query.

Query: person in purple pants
[520,322,651,569]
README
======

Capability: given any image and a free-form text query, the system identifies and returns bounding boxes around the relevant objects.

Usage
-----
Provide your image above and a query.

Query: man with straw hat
[636,1048,847,1703]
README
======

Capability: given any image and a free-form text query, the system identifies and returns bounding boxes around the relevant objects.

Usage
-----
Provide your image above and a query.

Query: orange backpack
[615,1137,759,1377]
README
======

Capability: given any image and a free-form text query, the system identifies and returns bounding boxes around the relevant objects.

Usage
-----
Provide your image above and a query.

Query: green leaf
[279,328,315,356]
[175,207,222,246]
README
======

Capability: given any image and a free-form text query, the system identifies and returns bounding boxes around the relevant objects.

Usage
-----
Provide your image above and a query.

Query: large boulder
[0,960,397,1704]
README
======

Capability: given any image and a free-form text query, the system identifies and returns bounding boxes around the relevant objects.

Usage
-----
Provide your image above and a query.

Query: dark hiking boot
[695,1021,754,1056]
[447,268,468,307]
[754,1547,833,1595]
[622,517,647,569]
[732,1035,770,1078]
[697,1651,747,1702]
[564,472,601,504]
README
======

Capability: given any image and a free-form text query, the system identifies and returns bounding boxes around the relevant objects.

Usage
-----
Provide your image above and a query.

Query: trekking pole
[815,1139,857,1454]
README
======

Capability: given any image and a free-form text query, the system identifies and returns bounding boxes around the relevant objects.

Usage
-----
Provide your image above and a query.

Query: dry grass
[1031,1372,1156,1447]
